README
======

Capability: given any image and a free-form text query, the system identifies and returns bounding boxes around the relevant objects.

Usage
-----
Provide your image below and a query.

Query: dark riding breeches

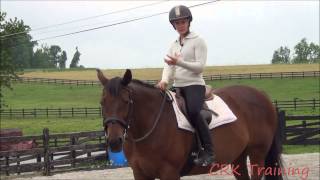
[178,85,205,127]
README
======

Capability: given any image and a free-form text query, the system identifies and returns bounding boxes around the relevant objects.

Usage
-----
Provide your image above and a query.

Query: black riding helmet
[169,5,192,29]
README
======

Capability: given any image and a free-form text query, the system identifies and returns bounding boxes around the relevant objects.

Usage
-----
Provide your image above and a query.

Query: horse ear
[96,69,108,85]
[121,69,132,86]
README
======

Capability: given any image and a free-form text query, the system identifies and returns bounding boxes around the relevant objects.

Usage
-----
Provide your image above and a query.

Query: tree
[308,42,320,63]
[0,12,36,69]
[271,46,290,64]
[292,38,310,64]
[59,51,67,69]
[70,47,81,68]
[49,45,62,68]
[0,12,36,108]
[32,44,53,68]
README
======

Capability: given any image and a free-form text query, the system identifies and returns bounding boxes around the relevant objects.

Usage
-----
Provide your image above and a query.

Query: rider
[156,5,215,166]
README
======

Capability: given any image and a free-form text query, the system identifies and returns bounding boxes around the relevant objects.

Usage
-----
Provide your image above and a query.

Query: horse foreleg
[159,165,181,180]
[132,169,155,180]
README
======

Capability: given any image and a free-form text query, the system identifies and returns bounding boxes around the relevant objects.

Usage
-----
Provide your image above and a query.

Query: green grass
[283,145,319,154]
[207,77,320,115]
[0,117,101,135]
[3,83,101,108]
[3,78,319,109]
[207,77,319,100]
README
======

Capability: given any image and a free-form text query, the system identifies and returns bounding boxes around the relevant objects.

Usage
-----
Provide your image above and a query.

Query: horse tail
[264,109,285,180]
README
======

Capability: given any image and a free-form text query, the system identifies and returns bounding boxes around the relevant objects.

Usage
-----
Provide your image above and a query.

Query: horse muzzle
[104,117,127,152]
[107,136,124,153]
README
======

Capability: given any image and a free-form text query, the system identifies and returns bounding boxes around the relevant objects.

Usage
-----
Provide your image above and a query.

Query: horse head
[97,69,132,152]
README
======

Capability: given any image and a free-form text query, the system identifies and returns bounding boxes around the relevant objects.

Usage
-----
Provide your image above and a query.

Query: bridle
[103,87,168,143]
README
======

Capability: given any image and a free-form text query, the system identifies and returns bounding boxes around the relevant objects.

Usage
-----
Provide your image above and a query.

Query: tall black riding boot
[193,115,215,166]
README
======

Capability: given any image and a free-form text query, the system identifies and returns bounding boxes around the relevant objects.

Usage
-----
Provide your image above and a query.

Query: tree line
[271,38,320,64]
[0,12,83,70]
[0,12,83,108]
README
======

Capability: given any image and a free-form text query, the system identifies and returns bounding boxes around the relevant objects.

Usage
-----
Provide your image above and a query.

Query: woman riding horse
[97,68,283,180]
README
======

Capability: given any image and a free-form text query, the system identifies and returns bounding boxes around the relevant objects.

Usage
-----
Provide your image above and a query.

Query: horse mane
[131,79,156,89]
[106,77,156,96]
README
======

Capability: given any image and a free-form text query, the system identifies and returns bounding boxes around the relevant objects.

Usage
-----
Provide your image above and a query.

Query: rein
[103,88,168,143]
[130,91,167,142]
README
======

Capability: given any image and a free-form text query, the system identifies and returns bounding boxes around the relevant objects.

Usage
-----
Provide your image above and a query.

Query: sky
[1,0,319,69]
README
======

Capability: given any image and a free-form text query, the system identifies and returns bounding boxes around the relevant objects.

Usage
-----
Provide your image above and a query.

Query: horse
[97,69,284,180]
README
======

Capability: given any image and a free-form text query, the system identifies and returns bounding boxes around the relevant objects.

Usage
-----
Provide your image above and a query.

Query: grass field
[20,64,319,80]
[0,117,101,135]
[2,64,319,154]
[3,77,318,111]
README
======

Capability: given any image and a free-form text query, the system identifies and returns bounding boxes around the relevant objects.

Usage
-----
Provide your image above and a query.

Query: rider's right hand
[155,81,168,91]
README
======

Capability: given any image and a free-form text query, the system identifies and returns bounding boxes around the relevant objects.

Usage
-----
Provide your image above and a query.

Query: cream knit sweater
[161,32,207,87]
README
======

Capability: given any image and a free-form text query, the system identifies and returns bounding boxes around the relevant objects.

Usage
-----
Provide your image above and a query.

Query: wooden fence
[0,129,107,176]
[278,111,320,145]
[1,99,318,119]
[203,71,320,81]
[0,107,102,119]
[14,71,320,86]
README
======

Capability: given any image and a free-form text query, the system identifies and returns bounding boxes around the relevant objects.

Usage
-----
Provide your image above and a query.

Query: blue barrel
[107,149,128,166]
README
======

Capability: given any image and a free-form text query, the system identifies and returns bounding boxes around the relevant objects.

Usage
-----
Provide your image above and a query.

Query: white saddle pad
[168,91,237,132]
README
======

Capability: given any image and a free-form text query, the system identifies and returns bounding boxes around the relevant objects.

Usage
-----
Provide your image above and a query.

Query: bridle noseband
[103,87,168,143]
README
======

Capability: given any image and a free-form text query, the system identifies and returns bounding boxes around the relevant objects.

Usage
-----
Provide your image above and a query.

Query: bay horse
[97,69,284,180]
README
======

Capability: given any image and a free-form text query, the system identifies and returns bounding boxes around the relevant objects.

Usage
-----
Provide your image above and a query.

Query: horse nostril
[118,137,123,144]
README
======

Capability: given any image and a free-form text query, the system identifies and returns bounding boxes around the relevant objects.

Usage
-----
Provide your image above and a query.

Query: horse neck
[128,84,166,142]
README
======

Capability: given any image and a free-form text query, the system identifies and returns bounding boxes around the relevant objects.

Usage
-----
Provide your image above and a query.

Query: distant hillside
[20,64,318,81]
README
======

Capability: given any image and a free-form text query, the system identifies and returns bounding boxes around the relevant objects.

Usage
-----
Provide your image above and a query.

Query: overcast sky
[2,0,319,69]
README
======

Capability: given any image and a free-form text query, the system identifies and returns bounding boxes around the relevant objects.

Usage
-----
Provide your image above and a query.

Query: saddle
[174,85,218,125]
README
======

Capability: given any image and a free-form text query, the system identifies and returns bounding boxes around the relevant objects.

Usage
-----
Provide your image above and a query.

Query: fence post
[85,107,88,117]
[70,136,76,168]
[37,154,41,171]
[278,110,286,144]
[10,108,12,119]
[17,155,20,175]
[54,137,58,147]
[22,108,25,119]
[5,156,9,176]
[313,98,316,110]
[302,120,307,146]
[72,107,74,117]
[46,108,48,118]
[294,98,297,110]
[43,128,50,176]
